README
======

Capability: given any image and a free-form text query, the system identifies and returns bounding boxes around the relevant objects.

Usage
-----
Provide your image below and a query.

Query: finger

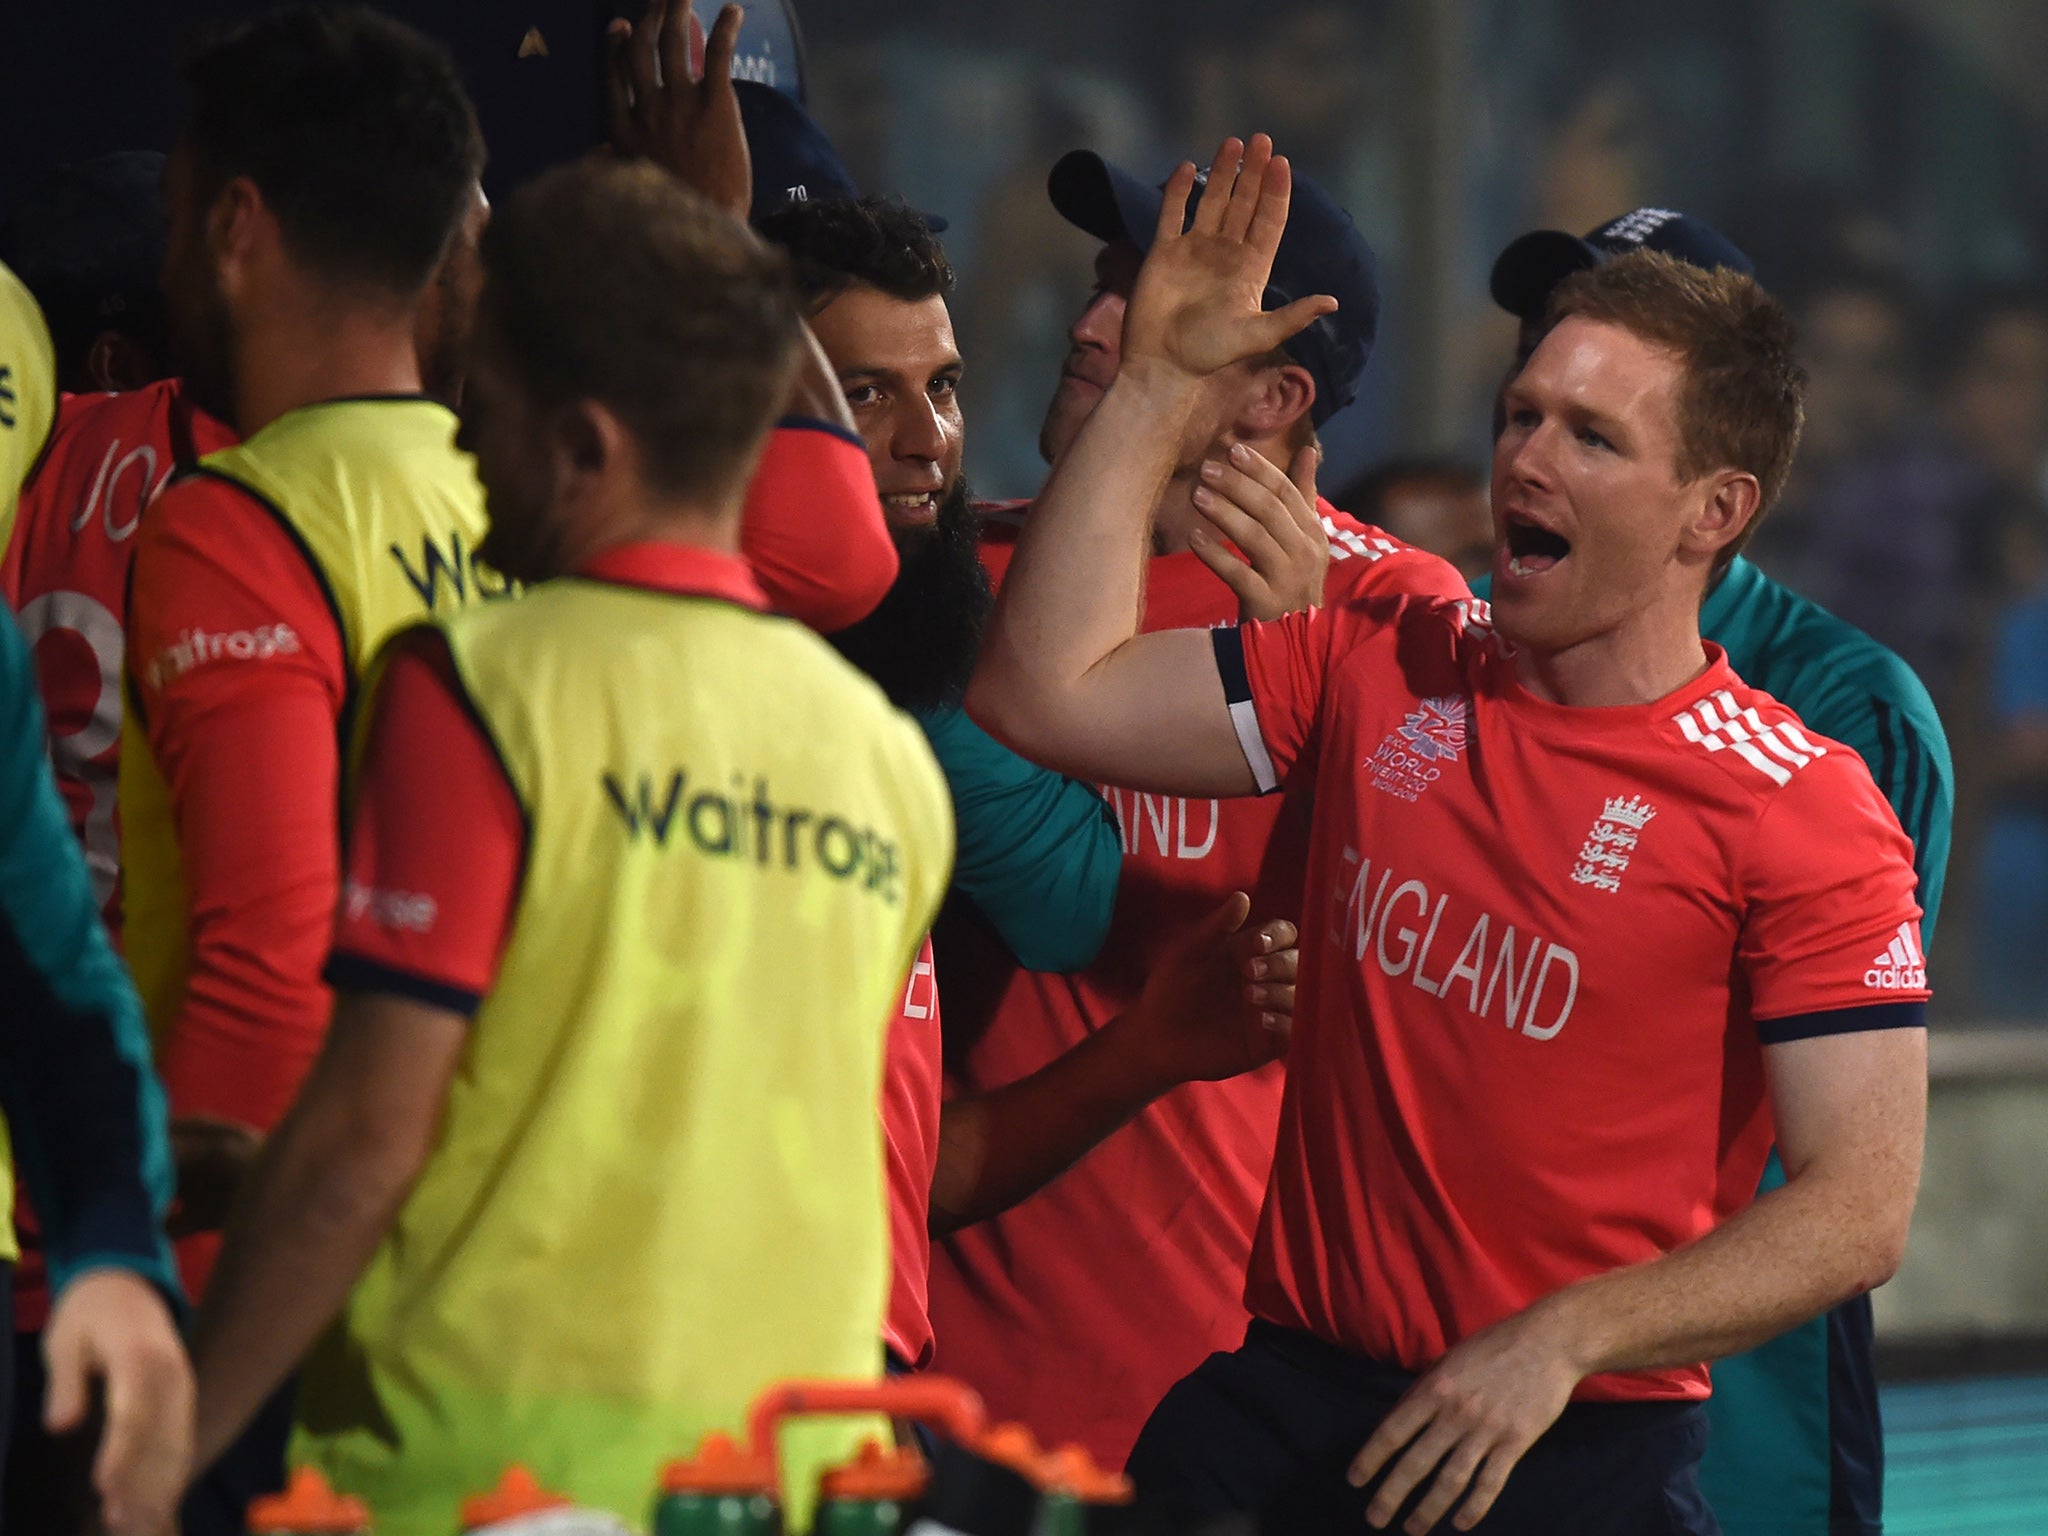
[1204,453,1314,555]
[1405,1437,1490,1535]
[604,20,638,152]
[1247,981,1293,1014]
[1205,889,1253,938]
[1247,293,1340,355]
[1187,528,1267,607]
[1245,150,1294,264]
[1450,1434,1533,1531]
[1288,442,1323,524]
[95,1349,190,1536]
[1365,1418,1464,1530]
[1231,917,1294,974]
[1192,484,1288,571]
[42,1321,88,1433]
[1190,137,1244,236]
[627,0,665,127]
[702,3,744,90]
[1154,161,1200,248]
[1350,1394,1436,1489]
[1227,439,1315,524]
[1263,945,1299,983]
[1222,133,1274,242]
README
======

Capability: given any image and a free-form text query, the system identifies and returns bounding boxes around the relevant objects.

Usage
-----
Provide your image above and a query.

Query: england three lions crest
[1571,794,1656,894]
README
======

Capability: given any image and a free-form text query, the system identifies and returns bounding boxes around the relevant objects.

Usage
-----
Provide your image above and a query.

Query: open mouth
[1503,514,1571,578]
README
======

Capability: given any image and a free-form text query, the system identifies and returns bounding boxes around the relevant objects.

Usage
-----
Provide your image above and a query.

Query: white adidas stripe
[1897,922,1923,966]
[1675,693,1827,787]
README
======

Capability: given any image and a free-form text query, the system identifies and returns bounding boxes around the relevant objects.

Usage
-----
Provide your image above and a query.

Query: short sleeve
[1738,754,1930,1040]
[326,630,525,1014]
[741,418,897,634]
[1216,605,1345,793]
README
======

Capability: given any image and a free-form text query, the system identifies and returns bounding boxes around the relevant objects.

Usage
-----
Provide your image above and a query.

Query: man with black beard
[759,194,1300,1378]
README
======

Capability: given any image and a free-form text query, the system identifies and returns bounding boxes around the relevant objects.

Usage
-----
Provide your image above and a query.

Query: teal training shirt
[918,704,1121,973]
[1478,555,1950,1535]
[1696,556,1950,941]
[0,603,178,1301]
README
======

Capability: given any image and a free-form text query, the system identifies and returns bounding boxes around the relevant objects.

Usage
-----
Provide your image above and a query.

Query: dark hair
[1549,250,1806,569]
[179,4,483,297]
[1340,457,1484,525]
[754,195,954,310]
[480,161,803,502]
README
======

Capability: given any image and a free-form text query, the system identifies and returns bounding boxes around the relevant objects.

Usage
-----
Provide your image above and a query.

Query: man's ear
[1684,470,1763,561]
[1230,361,1316,443]
[209,177,270,300]
[86,332,161,393]
[551,398,634,489]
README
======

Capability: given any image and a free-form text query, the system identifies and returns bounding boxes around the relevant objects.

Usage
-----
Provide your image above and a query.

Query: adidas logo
[1864,922,1926,991]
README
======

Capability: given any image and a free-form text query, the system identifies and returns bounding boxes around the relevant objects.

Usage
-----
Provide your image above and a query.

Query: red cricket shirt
[2,380,234,927]
[926,501,1469,1465]
[2,379,233,1328]
[1221,593,1928,1400]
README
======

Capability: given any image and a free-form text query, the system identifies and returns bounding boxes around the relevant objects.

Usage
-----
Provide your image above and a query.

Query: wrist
[1091,1003,1183,1105]
[1111,356,1211,410]
[1527,1282,1611,1380]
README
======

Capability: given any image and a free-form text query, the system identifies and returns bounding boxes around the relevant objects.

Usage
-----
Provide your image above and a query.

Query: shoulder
[1658,674,1898,836]
[1317,503,1472,604]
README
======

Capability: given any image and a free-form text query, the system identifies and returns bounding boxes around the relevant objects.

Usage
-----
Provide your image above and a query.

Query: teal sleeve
[1790,665,1953,949]
[0,606,179,1301]
[918,704,1121,973]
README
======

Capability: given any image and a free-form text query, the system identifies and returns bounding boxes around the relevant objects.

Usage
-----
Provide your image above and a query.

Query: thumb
[43,1319,90,1434]
[1249,294,1339,355]
[1204,890,1254,942]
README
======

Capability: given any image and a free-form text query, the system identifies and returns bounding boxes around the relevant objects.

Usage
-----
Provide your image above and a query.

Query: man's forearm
[929,1010,1176,1235]
[1538,1159,1913,1380]
[188,1101,419,1470]
[971,368,1199,728]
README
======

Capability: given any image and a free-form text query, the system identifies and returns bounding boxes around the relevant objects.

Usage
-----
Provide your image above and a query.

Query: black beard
[831,479,992,714]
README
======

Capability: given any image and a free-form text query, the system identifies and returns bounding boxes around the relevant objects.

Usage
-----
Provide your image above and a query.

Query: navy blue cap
[0,152,166,341]
[1489,208,1755,320]
[1046,149,1381,428]
[736,80,945,233]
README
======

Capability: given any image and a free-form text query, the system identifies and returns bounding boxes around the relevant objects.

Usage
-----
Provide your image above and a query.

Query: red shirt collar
[574,540,769,611]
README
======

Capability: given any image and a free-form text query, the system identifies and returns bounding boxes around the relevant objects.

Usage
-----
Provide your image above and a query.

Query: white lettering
[147,623,303,690]
[343,880,438,935]
[1376,880,1430,978]
[1520,944,1580,1039]
[1410,895,1452,996]
[1444,913,1490,1014]
[1482,924,1541,1028]
[1176,798,1220,859]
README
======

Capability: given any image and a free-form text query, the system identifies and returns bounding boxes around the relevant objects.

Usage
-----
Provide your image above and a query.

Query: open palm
[1122,135,1339,381]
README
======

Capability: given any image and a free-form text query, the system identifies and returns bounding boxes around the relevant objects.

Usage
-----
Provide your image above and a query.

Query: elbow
[1860,1215,1913,1293]
[962,665,1027,753]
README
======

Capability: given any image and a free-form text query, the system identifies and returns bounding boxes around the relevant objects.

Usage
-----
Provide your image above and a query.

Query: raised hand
[1121,134,1339,383]
[1190,440,1330,621]
[606,0,752,220]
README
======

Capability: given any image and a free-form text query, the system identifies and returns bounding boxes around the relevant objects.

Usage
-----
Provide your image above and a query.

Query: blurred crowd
[801,0,2048,1022]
